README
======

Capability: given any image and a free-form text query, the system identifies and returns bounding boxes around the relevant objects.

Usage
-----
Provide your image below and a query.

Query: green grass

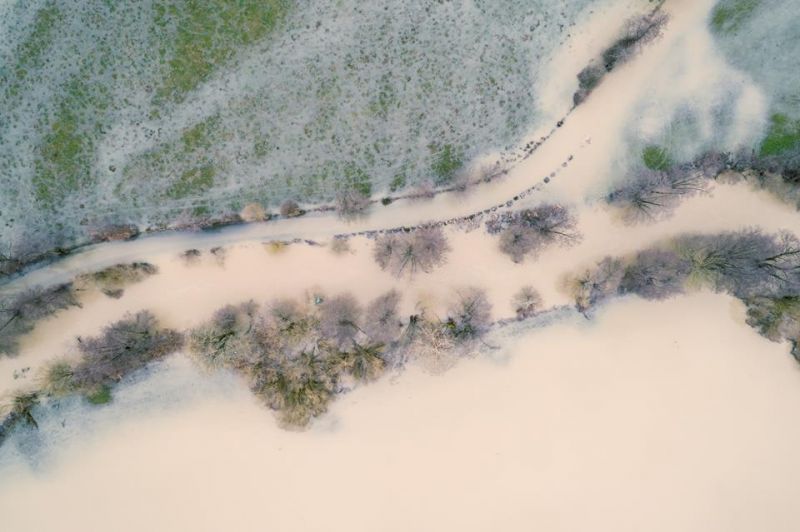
[710,0,760,34]
[342,163,372,196]
[33,79,109,205]
[180,114,220,152]
[166,165,216,199]
[431,144,464,184]
[642,145,672,171]
[155,0,291,102]
[760,113,800,157]
[13,3,62,82]
[86,385,112,405]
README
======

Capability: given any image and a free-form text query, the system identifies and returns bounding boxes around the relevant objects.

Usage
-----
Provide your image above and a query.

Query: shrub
[76,262,158,297]
[188,302,259,369]
[279,199,302,218]
[337,343,386,382]
[373,226,450,277]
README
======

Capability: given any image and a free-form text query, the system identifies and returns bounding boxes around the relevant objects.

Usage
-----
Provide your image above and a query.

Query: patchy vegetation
[0,284,80,356]
[485,204,580,263]
[710,0,760,34]
[75,262,158,298]
[187,287,492,428]
[573,11,668,104]
[373,226,450,277]
[1,0,595,268]
[567,229,800,359]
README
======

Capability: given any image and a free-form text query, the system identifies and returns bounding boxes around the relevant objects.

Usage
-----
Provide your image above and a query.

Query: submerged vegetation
[0,311,182,446]
[373,226,450,278]
[0,284,80,356]
[186,288,492,428]
[75,262,158,298]
[573,11,668,104]
[568,228,800,359]
[485,204,580,263]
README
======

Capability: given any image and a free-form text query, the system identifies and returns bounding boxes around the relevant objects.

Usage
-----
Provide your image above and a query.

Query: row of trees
[573,11,669,105]
[188,288,493,428]
[0,310,183,446]
[568,229,800,359]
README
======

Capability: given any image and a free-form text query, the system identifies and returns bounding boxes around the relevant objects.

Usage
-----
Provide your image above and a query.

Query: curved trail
[0,0,707,294]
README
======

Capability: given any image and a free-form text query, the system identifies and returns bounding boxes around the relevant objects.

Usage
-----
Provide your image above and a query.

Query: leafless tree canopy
[319,294,363,350]
[571,257,625,313]
[445,287,493,340]
[335,187,371,220]
[373,226,450,277]
[607,167,708,223]
[486,204,579,262]
[364,290,402,344]
[512,286,543,320]
[0,283,80,356]
[72,311,183,390]
[619,248,692,300]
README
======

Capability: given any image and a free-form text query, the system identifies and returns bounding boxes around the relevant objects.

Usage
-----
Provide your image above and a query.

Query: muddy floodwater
[2,0,800,530]
[1,294,799,531]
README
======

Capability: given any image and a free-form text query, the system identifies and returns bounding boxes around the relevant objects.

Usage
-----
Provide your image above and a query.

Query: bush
[279,199,302,218]
[0,283,80,356]
[188,302,259,369]
[373,226,450,277]
[76,262,158,297]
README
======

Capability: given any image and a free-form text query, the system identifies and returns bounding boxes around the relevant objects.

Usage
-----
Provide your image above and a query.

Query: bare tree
[607,167,707,223]
[487,204,579,263]
[676,229,800,299]
[72,311,183,392]
[445,287,492,341]
[619,248,691,300]
[188,302,259,369]
[0,283,80,356]
[373,226,450,277]
[570,257,625,313]
[319,293,363,350]
[512,286,543,320]
[364,290,402,344]
[335,187,371,219]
